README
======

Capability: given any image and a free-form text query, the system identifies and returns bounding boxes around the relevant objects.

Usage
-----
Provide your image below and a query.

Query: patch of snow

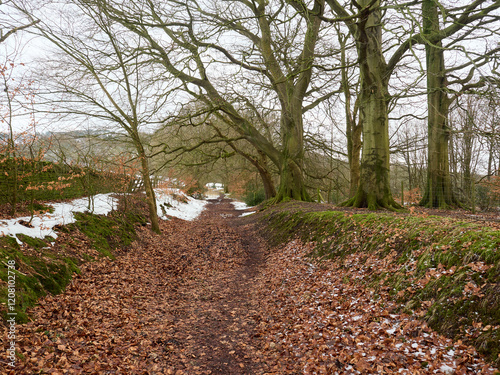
[205,182,224,190]
[415,350,425,357]
[0,194,117,242]
[439,364,455,374]
[0,187,210,244]
[231,201,251,210]
[155,188,207,221]
[386,327,397,335]
[240,211,256,217]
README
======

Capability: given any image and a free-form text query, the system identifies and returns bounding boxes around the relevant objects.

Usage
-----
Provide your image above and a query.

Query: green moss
[0,234,81,323]
[29,258,75,295]
[72,211,142,259]
[16,234,48,249]
[0,207,145,324]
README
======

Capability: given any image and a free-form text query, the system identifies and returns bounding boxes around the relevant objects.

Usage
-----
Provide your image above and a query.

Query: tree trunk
[273,109,310,202]
[347,118,362,198]
[261,169,276,199]
[343,0,400,210]
[136,141,160,233]
[254,0,322,203]
[255,152,276,199]
[419,0,459,208]
[340,33,362,198]
[463,115,474,202]
[8,154,18,217]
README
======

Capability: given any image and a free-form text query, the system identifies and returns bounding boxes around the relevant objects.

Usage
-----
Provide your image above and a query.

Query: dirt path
[159,197,266,374]
[7,196,268,374]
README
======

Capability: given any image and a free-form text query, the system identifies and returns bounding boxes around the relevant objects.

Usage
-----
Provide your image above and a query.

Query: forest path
[7,197,498,374]
[11,196,269,374]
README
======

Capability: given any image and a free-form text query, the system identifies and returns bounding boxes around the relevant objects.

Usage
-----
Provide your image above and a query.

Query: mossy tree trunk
[253,151,276,200]
[342,0,400,210]
[325,0,500,209]
[273,106,310,202]
[347,117,362,199]
[462,110,475,203]
[260,168,276,199]
[419,0,459,208]
[339,32,361,198]
[255,0,323,203]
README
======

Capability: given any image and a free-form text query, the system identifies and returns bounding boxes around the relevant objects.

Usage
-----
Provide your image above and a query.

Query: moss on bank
[260,202,500,366]
[0,210,145,323]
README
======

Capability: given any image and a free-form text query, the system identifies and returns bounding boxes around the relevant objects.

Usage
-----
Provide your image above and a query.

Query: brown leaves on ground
[253,239,499,374]
[1,197,498,374]
[2,197,266,374]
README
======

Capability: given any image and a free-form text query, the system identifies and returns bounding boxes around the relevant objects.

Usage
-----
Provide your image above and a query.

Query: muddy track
[4,196,499,374]
[163,197,266,374]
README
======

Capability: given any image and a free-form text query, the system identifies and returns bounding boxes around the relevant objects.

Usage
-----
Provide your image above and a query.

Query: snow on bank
[0,194,118,242]
[0,188,222,243]
[155,188,208,221]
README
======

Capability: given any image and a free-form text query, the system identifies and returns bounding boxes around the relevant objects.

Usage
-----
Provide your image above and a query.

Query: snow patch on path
[231,200,256,217]
[231,201,249,210]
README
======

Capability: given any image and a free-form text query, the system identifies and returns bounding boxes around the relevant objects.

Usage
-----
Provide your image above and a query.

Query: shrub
[244,187,265,206]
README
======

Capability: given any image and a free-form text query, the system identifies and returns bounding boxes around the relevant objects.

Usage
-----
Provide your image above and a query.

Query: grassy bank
[260,202,500,366]
[0,205,146,323]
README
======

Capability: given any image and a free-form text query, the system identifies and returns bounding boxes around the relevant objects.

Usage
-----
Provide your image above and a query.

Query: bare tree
[15,1,183,233]
[419,0,500,208]
[73,0,334,202]
[318,0,500,210]
[0,0,39,44]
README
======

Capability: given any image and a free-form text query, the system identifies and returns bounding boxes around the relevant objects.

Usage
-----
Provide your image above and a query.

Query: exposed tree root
[342,191,403,211]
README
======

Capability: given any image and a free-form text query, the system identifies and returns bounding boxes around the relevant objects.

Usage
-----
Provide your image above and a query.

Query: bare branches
[0,19,39,44]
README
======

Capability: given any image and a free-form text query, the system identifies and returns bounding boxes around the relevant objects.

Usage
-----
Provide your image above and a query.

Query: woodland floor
[1,197,499,374]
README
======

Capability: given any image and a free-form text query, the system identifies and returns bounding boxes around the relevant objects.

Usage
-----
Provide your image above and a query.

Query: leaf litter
[253,239,499,374]
[1,197,498,374]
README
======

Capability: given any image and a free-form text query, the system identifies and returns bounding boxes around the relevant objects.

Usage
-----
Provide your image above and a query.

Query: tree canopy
[6,0,500,211]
